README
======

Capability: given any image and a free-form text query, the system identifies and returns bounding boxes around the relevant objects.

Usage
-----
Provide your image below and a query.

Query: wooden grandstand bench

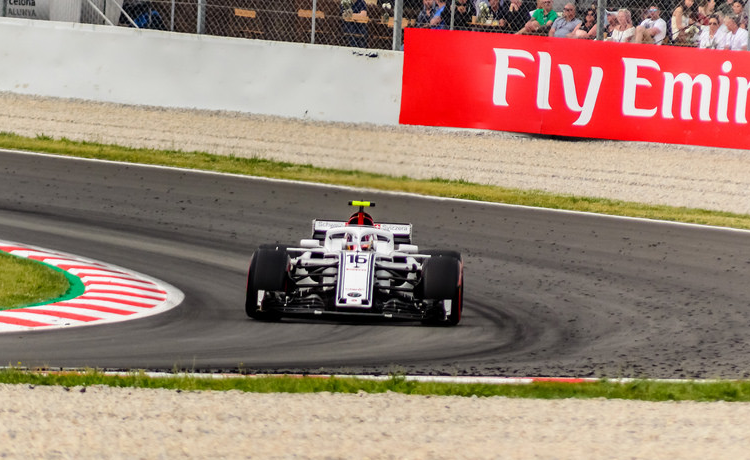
[234,8,263,39]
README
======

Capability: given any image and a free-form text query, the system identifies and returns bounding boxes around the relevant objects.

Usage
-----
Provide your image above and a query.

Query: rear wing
[311,219,413,245]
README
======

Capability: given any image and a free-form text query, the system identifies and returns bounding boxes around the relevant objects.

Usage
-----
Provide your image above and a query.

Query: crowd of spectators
[405,0,750,49]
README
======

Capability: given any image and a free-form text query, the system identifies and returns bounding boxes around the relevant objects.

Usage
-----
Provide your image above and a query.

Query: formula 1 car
[245,201,463,326]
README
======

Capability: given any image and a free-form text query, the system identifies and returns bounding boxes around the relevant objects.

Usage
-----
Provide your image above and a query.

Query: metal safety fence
[2,0,747,50]
[113,0,413,49]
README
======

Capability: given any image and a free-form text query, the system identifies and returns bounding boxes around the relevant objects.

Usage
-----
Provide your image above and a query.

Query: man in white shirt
[698,15,727,48]
[723,14,749,50]
[633,5,667,44]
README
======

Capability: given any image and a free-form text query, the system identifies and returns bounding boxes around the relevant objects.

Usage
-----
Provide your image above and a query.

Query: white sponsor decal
[622,58,749,123]
[492,49,603,126]
[493,48,750,126]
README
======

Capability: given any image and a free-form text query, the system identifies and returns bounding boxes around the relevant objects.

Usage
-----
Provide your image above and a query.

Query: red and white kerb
[0,240,184,332]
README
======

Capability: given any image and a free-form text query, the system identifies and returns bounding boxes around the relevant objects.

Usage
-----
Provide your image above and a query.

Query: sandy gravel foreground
[0,384,748,460]
[2,93,750,458]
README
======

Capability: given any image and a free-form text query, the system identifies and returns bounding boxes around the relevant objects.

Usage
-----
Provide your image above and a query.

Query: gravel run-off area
[0,92,749,459]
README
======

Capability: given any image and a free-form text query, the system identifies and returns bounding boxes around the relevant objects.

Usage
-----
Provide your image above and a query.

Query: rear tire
[245,247,288,321]
[420,252,463,326]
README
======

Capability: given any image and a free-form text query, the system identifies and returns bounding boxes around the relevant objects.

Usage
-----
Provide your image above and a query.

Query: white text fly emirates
[492,49,750,127]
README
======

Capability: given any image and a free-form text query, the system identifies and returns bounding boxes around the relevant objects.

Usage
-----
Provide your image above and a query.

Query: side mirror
[398,244,418,254]
[300,239,321,248]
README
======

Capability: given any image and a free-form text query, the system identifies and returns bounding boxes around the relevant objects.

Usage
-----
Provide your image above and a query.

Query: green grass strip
[0,252,71,310]
[23,261,85,308]
[1,368,750,401]
[1,131,749,230]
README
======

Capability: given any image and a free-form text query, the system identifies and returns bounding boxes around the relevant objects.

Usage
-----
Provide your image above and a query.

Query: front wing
[257,249,445,321]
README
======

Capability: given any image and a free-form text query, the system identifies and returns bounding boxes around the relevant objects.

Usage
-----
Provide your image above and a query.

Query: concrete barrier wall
[0,17,404,125]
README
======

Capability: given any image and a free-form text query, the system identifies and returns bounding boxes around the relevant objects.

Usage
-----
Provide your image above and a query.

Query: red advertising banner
[399,28,750,150]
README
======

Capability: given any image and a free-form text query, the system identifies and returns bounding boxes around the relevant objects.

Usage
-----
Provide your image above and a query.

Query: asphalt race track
[1,150,749,378]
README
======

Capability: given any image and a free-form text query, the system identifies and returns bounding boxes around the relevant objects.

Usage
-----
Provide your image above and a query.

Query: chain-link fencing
[442,0,745,48]
[2,0,746,49]
[0,0,413,49]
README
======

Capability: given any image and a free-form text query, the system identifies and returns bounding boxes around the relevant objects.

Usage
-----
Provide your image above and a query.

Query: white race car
[245,201,463,325]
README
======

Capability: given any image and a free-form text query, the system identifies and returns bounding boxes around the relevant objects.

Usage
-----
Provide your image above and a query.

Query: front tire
[245,247,288,321]
[420,252,463,326]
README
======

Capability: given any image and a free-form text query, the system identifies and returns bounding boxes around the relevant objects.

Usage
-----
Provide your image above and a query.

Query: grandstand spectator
[430,0,449,28]
[497,0,533,32]
[635,5,668,44]
[722,13,749,48]
[121,0,165,30]
[487,0,505,20]
[549,3,581,37]
[572,7,598,38]
[697,0,716,25]
[608,8,635,42]
[602,10,619,37]
[698,14,727,46]
[441,0,476,29]
[416,0,435,27]
[516,0,558,34]
[731,0,748,27]
[671,0,698,45]
[672,0,698,44]
[717,0,735,16]
[343,0,368,48]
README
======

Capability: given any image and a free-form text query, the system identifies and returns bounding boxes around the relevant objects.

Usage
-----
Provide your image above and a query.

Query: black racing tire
[420,253,463,326]
[422,256,460,299]
[253,248,288,291]
[245,247,288,321]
